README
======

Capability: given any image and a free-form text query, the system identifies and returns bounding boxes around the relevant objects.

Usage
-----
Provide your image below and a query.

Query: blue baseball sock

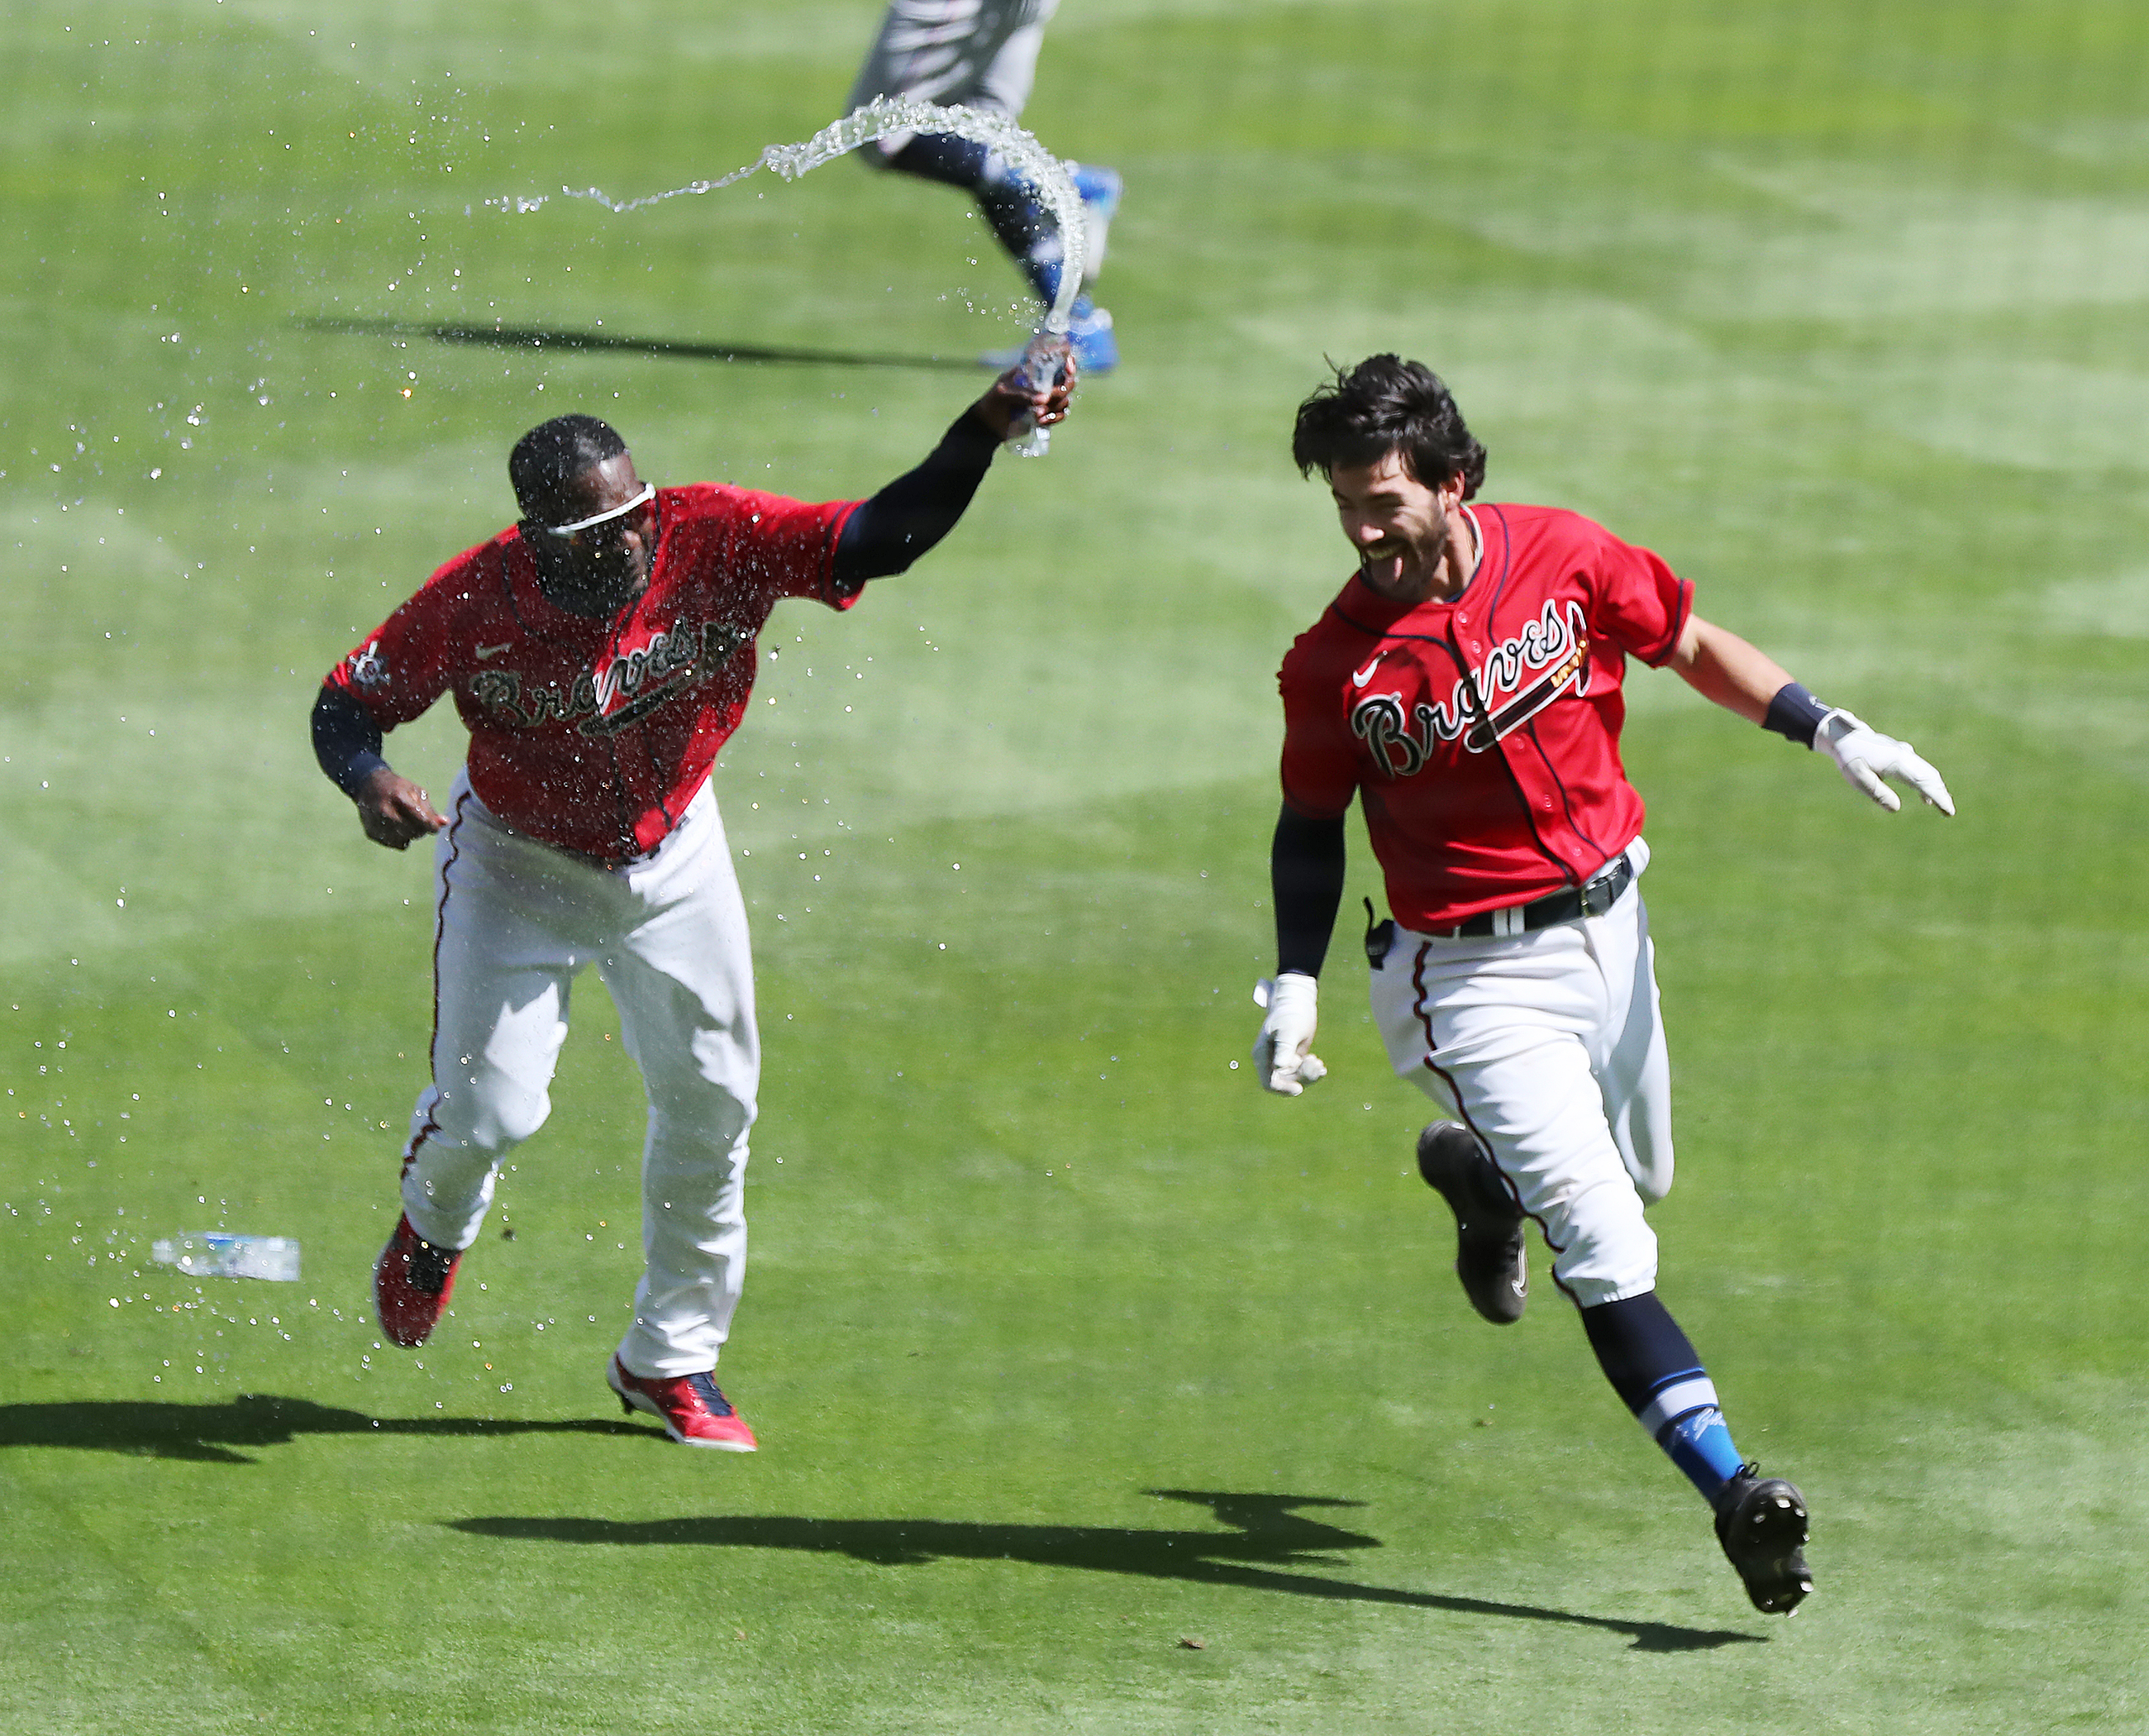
[881,134,1059,303]
[1580,1292,1749,1503]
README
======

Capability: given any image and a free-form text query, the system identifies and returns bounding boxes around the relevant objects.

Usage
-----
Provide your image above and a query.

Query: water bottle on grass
[150,1233,302,1282]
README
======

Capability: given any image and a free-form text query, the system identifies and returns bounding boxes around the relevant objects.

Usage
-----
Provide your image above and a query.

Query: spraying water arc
[498,98,1085,454]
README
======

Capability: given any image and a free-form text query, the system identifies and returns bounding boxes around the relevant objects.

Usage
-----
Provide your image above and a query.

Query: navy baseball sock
[1581,1292,1748,1503]
[884,134,1060,304]
[882,131,992,190]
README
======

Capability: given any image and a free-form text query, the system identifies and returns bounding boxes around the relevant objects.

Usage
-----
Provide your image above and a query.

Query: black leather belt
[1433,854,1635,940]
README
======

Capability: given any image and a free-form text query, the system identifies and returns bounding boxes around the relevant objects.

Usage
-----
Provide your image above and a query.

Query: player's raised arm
[1666,614,1956,816]
[312,682,446,850]
[830,362,1074,585]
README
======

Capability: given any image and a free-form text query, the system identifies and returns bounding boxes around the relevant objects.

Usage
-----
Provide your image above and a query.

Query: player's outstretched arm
[1255,803,1346,1095]
[312,684,446,850]
[1667,615,1955,815]
[1662,614,1794,723]
[831,360,1078,586]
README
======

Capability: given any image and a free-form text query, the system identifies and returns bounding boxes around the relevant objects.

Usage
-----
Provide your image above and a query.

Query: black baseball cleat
[1415,1121,1527,1324]
[1714,1466,1813,1615]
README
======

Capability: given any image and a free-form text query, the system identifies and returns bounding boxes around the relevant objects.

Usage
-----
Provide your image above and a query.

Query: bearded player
[311,365,1071,1450]
[1252,355,1952,1614]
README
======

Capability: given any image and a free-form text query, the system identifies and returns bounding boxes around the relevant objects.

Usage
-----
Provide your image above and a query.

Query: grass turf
[5,0,2149,1729]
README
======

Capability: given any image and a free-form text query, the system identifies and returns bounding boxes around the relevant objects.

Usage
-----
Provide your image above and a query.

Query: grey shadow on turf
[453,1489,1763,1653]
[299,316,983,372]
[0,1395,647,1465]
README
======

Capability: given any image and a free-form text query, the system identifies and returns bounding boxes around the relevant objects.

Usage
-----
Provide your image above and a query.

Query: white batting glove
[1816,710,1955,816]
[1252,973,1327,1096]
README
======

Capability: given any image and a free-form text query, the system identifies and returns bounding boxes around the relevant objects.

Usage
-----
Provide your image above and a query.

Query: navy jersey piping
[1445,618,1573,885]
[1636,575,1694,668]
[1522,722,1613,875]
[1480,504,1517,625]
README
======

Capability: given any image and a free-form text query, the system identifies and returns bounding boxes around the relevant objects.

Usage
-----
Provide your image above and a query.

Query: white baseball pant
[850,0,1062,147]
[399,769,758,1380]
[1370,840,1673,1308]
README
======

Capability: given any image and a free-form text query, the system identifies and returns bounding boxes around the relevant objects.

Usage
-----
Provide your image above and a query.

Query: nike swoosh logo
[1352,657,1383,687]
[474,642,515,661]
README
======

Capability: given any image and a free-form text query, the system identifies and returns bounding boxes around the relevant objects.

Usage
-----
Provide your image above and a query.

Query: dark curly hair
[509,414,629,522]
[1290,355,1487,498]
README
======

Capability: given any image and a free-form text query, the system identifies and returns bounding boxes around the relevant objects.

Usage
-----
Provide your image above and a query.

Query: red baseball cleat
[607,1356,758,1452]
[373,1213,463,1348]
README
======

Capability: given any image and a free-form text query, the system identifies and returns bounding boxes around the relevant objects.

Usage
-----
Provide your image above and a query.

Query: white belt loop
[1492,904,1523,938]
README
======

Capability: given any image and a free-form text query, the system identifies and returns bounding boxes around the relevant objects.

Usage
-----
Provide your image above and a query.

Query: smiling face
[526,451,659,617]
[1327,449,1470,603]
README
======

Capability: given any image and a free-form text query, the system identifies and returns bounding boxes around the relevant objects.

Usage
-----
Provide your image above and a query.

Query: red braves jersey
[326,484,859,862]
[1278,503,1692,929]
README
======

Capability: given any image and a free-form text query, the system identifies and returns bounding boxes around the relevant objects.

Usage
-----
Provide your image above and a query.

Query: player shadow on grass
[0,1393,645,1466]
[302,316,983,373]
[452,1489,1762,1653]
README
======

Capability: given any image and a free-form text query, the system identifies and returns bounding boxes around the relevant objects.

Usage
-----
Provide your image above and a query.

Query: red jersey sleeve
[1276,633,1363,819]
[322,542,493,728]
[1584,525,1692,668]
[678,484,862,613]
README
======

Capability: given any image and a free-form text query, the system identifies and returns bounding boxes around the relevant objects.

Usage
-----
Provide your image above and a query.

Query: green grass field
[6,1,2149,1729]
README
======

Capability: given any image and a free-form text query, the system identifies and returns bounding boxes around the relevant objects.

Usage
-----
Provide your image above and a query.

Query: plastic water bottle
[151,1233,302,1282]
[1003,327,1071,457]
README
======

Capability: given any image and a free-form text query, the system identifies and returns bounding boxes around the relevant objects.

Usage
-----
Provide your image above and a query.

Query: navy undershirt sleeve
[832,408,1000,586]
[881,137,1056,303]
[1271,803,1349,979]
[312,683,389,798]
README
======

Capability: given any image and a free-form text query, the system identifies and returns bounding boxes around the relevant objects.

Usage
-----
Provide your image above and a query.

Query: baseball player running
[848,0,1122,372]
[1252,355,1952,1614]
[311,364,1072,1450]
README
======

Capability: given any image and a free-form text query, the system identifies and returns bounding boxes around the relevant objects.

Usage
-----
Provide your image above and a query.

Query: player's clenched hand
[1252,973,1327,1096]
[974,353,1078,438]
[1816,711,1956,816]
[355,766,447,850]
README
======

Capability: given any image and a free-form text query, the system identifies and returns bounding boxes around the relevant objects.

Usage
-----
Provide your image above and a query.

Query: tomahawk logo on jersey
[588,617,756,734]
[460,617,755,736]
[327,482,859,862]
[1278,503,1691,930]
[1351,597,1595,770]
